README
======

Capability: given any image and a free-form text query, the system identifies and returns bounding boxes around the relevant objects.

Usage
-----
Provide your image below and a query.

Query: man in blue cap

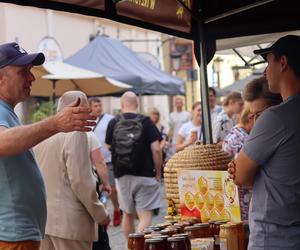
[0,42,96,250]
[228,35,300,249]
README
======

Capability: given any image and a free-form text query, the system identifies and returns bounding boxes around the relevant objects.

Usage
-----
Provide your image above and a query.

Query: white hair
[57,91,88,112]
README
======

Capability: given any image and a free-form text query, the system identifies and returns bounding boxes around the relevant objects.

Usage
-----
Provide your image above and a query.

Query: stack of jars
[128,219,248,250]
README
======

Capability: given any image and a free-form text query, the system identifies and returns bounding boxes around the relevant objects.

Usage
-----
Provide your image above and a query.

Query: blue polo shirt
[0,100,46,241]
[243,94,300,250]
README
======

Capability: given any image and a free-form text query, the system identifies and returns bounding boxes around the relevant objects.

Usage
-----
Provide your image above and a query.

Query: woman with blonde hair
[212,91,244,144]
[222,103,254,157]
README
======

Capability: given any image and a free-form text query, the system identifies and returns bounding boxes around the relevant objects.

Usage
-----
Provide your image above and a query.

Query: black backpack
[111,114,146,176]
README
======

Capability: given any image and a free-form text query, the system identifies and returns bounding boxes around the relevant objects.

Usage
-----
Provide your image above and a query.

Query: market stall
[2,1,299,249]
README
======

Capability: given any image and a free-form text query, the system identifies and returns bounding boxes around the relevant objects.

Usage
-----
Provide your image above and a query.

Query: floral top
[212,110,235,143]
[222,126,248,157]
[222,125,252,222]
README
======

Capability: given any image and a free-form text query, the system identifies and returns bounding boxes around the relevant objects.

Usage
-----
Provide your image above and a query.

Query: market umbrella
[31,61,131,99]
[65,36,185,95]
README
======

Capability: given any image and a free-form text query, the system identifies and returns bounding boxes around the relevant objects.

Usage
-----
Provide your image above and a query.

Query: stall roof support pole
[197,22,213,144]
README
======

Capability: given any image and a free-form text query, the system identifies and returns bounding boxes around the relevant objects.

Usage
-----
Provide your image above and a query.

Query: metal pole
[52,80,56,105]
[197,22,213,144]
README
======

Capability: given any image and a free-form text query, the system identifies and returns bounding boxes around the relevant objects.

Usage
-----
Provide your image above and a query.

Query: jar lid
[155,223,169,229]
[193,223,210,228]
[128,232,145,238]
[164,215,174,220]
[144,234,153,239]
[145,238,163,243]
[173,233,188,237]
[215,220,229,225]
[220,224,233,229]
[233,222,244,226]
[148,226,161,231]
[174,223,184,227]
[153,235,169,240]
[143,228,154,234]
[184,225,205,231]
[167,236,186,242]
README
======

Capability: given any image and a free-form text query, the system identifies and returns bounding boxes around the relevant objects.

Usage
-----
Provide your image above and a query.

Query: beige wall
[0,3,172,126]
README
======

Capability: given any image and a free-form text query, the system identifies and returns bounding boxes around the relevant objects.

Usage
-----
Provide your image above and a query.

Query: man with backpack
[105,91,162,240]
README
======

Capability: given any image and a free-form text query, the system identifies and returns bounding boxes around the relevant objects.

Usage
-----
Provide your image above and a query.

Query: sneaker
[113,209,121,226]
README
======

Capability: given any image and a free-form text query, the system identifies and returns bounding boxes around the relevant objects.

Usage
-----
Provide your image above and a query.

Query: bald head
[120,91,138,112]
[57,90,88,112]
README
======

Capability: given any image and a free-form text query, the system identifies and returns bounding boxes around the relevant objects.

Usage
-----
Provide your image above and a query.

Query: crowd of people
[0,35,300,250]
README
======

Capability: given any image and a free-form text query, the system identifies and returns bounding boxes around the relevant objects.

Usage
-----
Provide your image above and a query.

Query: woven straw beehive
[164,142,231,215]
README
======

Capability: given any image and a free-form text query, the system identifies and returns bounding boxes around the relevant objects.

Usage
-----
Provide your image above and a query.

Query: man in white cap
[0,42,95,250]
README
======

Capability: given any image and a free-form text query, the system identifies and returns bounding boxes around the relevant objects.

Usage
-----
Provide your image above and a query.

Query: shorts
[116,175,160,214]
[106,162,116,186]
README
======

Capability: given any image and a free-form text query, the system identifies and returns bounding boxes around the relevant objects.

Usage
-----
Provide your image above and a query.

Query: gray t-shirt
[243,94,300,250]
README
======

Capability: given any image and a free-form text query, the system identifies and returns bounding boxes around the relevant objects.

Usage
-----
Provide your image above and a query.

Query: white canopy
[31,61,131,97]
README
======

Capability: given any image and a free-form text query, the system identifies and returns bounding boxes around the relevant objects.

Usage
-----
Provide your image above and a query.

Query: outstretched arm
[0,99,95,157]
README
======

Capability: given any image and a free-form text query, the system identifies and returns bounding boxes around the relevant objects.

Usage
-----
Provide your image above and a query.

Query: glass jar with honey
[233,222,246,250]
[185,223,210,238]
[144,238,165,250]
[219,224,238,250]
[167,236,188,250]
[128,232,145,250]
[173,233,191,250]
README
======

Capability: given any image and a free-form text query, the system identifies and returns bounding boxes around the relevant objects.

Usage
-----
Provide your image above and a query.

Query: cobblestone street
[106,182,167,250]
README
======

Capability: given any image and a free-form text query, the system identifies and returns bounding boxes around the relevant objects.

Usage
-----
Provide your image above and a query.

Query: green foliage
[31,101,56,123]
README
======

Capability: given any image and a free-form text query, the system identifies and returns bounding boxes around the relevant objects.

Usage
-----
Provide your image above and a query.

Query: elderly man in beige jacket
[34,91,110,250]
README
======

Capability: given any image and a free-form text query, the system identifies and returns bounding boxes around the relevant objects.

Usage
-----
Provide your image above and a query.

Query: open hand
[53,98,96,132]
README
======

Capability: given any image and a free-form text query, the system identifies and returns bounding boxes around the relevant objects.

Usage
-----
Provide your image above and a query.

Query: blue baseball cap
[0,42,45,69]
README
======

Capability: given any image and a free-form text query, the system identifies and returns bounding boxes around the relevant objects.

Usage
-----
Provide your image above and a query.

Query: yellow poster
[177,169,241,222]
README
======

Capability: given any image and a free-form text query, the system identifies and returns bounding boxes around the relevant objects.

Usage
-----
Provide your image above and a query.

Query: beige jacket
[34,131,108,242]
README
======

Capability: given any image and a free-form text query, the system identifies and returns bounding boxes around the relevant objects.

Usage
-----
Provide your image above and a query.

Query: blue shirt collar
[0,99,14,112]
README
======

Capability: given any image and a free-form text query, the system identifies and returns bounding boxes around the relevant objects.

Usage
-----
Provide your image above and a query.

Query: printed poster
[177,169,241,222]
